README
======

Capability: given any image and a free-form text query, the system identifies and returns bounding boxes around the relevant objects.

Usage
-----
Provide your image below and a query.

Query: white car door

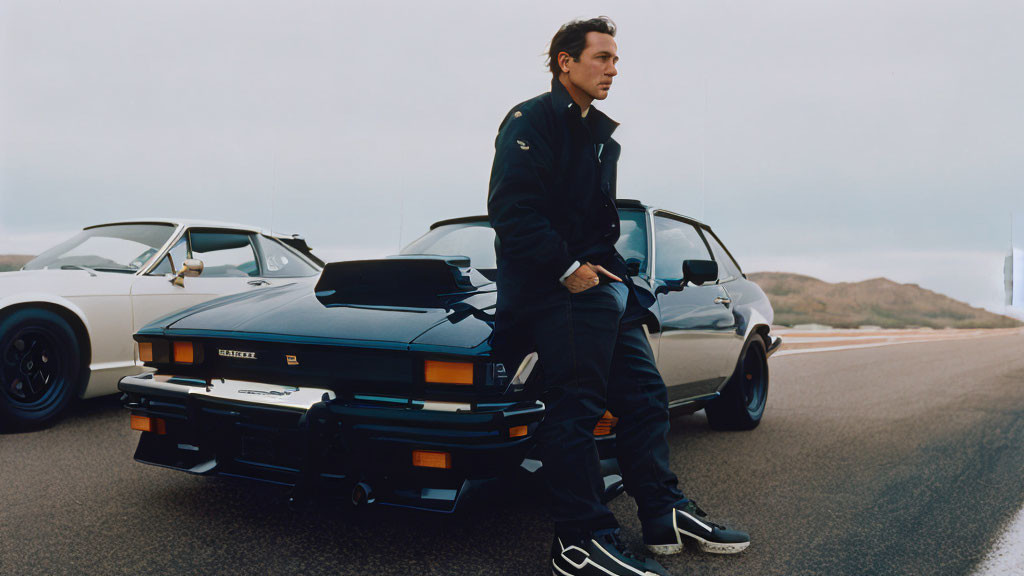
[129,229,274,346]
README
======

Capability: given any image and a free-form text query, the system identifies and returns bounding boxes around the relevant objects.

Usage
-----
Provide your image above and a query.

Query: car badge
[286,354,299,366]
[218,349,257,360]
[238,388,294,397]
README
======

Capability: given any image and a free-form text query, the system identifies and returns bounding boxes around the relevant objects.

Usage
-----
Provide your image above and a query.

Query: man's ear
[558,51,572,73]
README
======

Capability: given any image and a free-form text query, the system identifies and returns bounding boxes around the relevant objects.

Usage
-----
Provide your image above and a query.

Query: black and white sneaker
[642,500,750,555]
[551,529,672,576]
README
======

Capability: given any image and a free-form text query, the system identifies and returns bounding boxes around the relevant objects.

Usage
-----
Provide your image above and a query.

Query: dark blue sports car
[119,200,780,512]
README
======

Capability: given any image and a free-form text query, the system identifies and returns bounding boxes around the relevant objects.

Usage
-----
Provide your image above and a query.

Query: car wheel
[0,308,82,430]
[706,335,768,431]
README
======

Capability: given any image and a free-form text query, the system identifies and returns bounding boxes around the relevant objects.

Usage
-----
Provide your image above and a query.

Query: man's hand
[564,263,623,294]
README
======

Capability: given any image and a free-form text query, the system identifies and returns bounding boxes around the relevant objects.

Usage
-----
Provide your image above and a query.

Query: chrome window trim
[138,223,187,276]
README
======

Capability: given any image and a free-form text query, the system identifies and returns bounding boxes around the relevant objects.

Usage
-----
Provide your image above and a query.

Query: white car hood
[0,269,135,299]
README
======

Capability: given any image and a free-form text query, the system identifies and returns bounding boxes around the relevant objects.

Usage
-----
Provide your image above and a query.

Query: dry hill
[0,255,33,272]
[748,272,1021,329]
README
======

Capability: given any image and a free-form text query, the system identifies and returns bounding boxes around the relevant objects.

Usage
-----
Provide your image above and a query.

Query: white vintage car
[0,219,324,429]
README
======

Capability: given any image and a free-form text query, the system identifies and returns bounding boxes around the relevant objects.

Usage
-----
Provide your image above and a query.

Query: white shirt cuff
[559,261,582,285]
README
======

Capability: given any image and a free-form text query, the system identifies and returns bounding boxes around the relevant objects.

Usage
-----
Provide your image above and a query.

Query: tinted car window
[189,231,259,277]
[654,216,711,281]
[404,210,649,275]
[255,235,319,278]
[615,210,648,275]
[702,229,743,282]
[401,223,497,269]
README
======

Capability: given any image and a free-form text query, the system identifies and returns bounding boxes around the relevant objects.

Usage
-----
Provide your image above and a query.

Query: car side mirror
[682,259,717,286]
[170,259,204,287]
[653,259,719,295]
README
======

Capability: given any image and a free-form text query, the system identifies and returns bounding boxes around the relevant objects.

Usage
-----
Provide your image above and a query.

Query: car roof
[428,199,707,230]
[82,218,293,237]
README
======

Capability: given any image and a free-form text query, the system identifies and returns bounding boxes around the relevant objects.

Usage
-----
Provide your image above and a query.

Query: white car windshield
[23,223,177,273]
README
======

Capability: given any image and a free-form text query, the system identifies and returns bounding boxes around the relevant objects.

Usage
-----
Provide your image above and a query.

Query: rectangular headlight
[173,341,195,364]
[137,339,171,364]
[424,360,473,385]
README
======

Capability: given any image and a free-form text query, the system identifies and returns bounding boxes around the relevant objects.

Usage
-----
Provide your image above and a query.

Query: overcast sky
[2,0,1022,314]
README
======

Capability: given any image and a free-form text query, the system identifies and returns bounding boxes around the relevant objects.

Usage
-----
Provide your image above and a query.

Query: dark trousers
[528,282,684,540]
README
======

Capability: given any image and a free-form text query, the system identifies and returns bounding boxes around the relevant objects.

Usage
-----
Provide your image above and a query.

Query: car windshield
[23,223,177,273]
[401,222,497,269]
[400,210,650,274]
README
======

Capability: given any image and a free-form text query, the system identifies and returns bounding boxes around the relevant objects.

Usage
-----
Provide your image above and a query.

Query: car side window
[614,210,648,276]
[255,235,319,278]
[147,236,187,276]
[702,229,743,282]
[653,216,711,281]
[189,231,259,277]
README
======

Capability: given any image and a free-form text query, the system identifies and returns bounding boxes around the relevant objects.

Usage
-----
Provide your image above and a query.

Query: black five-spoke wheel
[0,308,82,430]
[706,335,768,431]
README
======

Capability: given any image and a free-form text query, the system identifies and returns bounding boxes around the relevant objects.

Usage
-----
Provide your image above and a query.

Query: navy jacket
[487,79,657,361]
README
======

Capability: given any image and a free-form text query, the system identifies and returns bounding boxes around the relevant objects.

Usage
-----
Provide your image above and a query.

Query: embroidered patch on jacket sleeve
[516,139,530,150]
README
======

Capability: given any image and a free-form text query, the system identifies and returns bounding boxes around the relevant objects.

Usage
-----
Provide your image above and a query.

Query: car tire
[706,334,768,431]
[0,308,83,430]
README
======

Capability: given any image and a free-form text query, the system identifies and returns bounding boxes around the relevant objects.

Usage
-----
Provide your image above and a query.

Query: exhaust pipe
[351,482,373,506]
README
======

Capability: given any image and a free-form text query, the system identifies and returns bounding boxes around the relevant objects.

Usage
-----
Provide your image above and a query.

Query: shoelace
[683,500,727,531]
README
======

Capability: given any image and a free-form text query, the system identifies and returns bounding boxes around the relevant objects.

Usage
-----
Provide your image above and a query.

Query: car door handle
[714,296,732,305]
[247,279,270,286]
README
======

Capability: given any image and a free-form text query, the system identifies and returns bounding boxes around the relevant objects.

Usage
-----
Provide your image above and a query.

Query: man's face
[561,31,619,101]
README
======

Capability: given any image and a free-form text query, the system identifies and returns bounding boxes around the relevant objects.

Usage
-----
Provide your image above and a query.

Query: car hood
[0,269,133,299]
[148,258,497,349]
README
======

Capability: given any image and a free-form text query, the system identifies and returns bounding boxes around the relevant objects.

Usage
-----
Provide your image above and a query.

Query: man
[487,17,751,576]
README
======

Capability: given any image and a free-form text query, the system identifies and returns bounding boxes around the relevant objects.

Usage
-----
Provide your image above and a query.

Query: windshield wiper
[60,265,98,277]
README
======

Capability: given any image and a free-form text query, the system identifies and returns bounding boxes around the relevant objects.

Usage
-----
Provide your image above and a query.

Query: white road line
[774,332,1014,357]
[973,505,1024,576]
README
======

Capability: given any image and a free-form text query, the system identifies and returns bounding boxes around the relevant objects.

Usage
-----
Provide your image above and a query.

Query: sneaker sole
[646,529,750,556]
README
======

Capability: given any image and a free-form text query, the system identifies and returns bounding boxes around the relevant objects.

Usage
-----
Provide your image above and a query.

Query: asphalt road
[2,332,1023,576]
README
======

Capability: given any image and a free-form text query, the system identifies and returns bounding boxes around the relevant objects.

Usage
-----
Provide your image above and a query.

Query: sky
[2,0,1023,315]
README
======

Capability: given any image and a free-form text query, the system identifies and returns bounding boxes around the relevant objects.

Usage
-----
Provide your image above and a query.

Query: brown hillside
[748,272,1022,329]
[0,255,33,272]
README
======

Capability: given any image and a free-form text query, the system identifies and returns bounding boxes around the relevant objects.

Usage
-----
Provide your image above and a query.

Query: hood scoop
[314,256,484,309]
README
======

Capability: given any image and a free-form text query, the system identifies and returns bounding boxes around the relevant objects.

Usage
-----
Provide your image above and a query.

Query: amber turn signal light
[508,425,528,438]
[139,342,153,363]
[593,411,619,436]
[424,360,473,385]
[412,450,452,469]
[173,341,194,364]
[131,414,166,435]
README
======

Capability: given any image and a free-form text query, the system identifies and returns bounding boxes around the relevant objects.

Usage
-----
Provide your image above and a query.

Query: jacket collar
[551,78,619,144]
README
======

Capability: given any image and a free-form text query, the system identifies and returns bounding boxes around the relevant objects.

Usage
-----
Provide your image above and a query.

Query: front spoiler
[118,373,565,513]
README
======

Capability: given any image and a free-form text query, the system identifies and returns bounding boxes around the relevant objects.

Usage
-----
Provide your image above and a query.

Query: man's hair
[546,16,617,77]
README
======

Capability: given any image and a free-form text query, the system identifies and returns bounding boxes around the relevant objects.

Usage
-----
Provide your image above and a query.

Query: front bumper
[118,373,549,513]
